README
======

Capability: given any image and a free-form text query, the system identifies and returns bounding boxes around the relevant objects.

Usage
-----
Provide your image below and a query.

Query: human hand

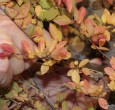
[0,9,37,87]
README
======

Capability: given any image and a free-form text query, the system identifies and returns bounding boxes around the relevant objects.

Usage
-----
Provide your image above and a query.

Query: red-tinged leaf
[43,29,53,47]
[82,68,90,75]
[77,7,87,24]
[98,98,108,109]
[104,67,114,76]
[21,40,30,53]
[58,0,62,5]
[63,0,73,13]
[67,82,77,88]
[85,18,96,37]
[54,41,67,49]
[99,39,106,47]
[74,8,79,21]
[50,41,69,60]
[110,57,115,70]
[91,35,99,45]
[0,43,14,58]
[84,79,90,91]
[98,34,107,39]
[37,38,45,53]
[89,58,102,65]
[53,15,73,25]
[107,0,113,4]
[51,48,68,60]
[94,26,106,35]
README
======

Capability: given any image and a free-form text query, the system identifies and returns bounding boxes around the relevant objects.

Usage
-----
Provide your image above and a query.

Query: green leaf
[62,101,69,110]
[39,10,47,20]
[39,0,51,9]
[12,82,22,93]
[5,82,22,99]
[45,7,59,20]
[88,107,95,110]
[56,92,67,103]
[5,90,17,99]
[53,15,73,25]
[27,25,35,36]
[0,98,5,110]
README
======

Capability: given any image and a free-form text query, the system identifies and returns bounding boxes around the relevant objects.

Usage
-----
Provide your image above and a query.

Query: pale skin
[0,9,109,110]
[0,9,36,87]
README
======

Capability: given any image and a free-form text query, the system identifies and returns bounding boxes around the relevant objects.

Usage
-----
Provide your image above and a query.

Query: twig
[9,99,22,110]
[9,103,17,110]
[27,69,56,110]
[44,85,66,93]
[33,77,57,110]
[88,68,104,74]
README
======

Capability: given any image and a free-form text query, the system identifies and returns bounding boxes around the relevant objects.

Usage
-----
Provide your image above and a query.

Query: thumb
[0,58,13,87]
[0,32,13,87]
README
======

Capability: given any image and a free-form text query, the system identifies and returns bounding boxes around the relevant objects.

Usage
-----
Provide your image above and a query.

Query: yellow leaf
[104,30,110,41]
[48,39,57,53]
[98,46,109,51]
[108,81,115,91]
[49,23,62,42]
[101,9,110,24]
[0,0,10,3]
[74,60,78,66]
[16,0,24,6]
[40,64,49,75]
[82,68,90,75]
[16,3,30,19]
[71,69,80,84]
[90,85,103,97]
[72,106,81,110]
[6,7,18,19]
[43,60,55,66]
[32,19,37,24]
[69,61,75,68]
[35,5,43,17]
[28,51,35,59]
[79,59,89,68]
[6,1,14,7]
[108,13,115,26]
[14,19,23,27]
[67,69,74,76]
[112,28,115,33]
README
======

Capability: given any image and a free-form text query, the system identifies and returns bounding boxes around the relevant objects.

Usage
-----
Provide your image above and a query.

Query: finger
[11,25,36,54]
[0,31,13,87]
[9,44,35,75]
[0,30,24,75]
[0,58,13,87]
[0,9,37,56]
[9,45,25,75]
